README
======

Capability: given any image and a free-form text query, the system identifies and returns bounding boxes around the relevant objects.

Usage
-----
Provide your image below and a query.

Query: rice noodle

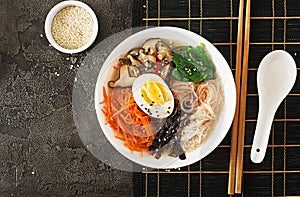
[170,80,198,114]
[180,78,224,151]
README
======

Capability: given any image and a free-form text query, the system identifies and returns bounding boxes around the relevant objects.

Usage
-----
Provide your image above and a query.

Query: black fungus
[148,99,186,160]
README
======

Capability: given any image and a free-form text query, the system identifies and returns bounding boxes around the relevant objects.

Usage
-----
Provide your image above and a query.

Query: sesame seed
[51,6,94,50]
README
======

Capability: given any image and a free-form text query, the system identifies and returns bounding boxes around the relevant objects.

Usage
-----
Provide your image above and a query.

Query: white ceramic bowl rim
[44,0,98,54]
[94,27,236,169]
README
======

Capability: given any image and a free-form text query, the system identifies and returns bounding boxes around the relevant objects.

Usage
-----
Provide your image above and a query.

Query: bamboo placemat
[132,0,300,196]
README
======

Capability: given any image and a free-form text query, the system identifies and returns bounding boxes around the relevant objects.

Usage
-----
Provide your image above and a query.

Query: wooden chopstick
[235,0,251,194]
[227,0,245,195]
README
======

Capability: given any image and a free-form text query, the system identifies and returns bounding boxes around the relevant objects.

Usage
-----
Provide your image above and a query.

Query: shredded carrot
[101,87,155,153]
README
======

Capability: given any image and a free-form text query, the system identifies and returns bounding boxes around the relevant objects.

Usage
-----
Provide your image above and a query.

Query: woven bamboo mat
[132,0,300,196]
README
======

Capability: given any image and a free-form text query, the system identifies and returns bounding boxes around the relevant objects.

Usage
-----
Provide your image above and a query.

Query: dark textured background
[0,0,133,196]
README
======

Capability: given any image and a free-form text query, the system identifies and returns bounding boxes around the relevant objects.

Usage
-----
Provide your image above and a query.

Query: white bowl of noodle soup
[95,27,236,169]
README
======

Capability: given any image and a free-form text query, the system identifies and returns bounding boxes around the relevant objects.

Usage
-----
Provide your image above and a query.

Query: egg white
[132,74,174,118]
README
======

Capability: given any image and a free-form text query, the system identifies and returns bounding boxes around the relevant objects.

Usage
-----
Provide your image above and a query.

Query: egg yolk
[141,81,168,105]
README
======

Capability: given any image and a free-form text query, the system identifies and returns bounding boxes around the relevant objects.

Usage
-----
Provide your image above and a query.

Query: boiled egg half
[132,73,174,118]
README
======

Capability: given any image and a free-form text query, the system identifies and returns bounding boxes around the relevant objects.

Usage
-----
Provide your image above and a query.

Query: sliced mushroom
[135,63,154,74]
[127,54,142,66]
[138,50,156,63]
[128,65,140,77]
[160,64,171,80]
[129,48,141,56]
[156,41,173,62]
[119,58,131,66]
[108,65,136,88]
[142,38,161,55]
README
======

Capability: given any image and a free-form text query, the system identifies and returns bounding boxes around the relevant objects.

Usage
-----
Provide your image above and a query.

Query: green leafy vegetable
[172,43,216,83]
[171,68,189,82]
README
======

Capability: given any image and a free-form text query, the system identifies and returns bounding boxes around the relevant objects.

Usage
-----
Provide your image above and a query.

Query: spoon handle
[251,105,276,163]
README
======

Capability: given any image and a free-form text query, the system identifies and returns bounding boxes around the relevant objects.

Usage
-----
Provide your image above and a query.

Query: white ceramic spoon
[251,50,297,163]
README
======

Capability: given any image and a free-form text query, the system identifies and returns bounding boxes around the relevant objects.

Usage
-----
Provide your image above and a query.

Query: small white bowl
[44,1,98,54]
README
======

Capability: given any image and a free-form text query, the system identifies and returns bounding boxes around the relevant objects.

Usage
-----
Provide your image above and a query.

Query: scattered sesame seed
[66,57,70,61]
[70,64,74,69]
[31,171,35,175]
[295,53,297,56]
[74,77,77,82]
[40,34,43,38]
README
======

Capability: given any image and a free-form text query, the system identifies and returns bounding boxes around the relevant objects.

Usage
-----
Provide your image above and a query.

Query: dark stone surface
[0,0,133,196]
